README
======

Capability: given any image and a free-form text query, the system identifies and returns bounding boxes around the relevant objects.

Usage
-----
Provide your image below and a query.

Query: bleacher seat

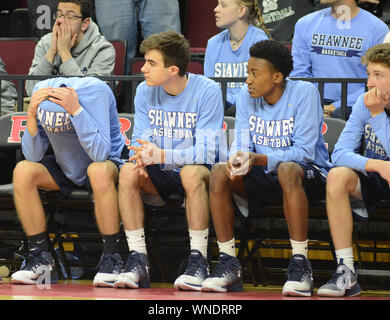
[0,37,38,89]
[109,39,127,76]
[9,8,32,37]
[183,0,219,49]
[0,10,10,37]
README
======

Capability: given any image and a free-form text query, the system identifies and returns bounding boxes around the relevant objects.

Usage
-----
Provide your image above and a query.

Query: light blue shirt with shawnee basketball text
[291,8,388,109]
[204,24,269,106]
[131,73,226,170]
[331,93,390,175]
[21,77,126,186]
[230,79,332,176]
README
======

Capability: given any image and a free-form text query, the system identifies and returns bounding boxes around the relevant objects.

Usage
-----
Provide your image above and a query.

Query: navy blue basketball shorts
[243,163,326,211]
[358,171,390,214]
[39,145,129,196]
[145,164,212,205]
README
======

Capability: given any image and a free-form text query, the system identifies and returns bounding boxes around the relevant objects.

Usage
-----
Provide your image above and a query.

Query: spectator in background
[0,58,17,116]
[25,0,115,97]
[257,0,328,42]
[94,0,181,74]
[204,0,270,116]
[290,0,389,119]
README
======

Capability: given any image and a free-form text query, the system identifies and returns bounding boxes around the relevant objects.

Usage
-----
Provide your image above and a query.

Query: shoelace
[287,260,309,282]
[177,253,207,277]
[23,248,51,272]
[97,253,122,273]
[123,251,148,274]
[210,256,237,278]
[327,268,346,284]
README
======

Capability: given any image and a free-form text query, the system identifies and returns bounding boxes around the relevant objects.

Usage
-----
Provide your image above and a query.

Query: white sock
[125,228,147,255]
[189,228,208,258]
[290,239,308,258]
[335,247,355,273]
[217,238,236,257]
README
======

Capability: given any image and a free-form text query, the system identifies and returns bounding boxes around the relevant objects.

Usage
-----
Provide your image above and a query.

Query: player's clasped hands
[128,139,163,178]
[227,151,253,180]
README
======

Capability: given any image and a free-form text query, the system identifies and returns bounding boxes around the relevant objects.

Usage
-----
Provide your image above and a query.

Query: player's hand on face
[56,19,77,56]
[364,87,389,117]
[28,87,54,118]
[48,87,81,116]
[227,151,252,181]
[48,19,60,55]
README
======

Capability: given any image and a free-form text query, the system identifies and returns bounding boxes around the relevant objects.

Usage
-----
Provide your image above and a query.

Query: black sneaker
[93,252,123,287]
[114,250,150,289]
[174,249,210,291]
[201,252,243,292]
[282,254,314,296]
[11,246,58,285]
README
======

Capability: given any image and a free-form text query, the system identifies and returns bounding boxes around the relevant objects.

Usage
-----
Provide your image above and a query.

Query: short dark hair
[140,31,190,77]
[249,40,293,79]
[59,0,91,19]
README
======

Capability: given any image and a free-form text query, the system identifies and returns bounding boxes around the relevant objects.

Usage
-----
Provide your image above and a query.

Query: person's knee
[277,162,303,190]
[87,161,117,191]
[118,162,140,190]
[13,160,39,188]
[326,167,355,198]
[180,165,209,193]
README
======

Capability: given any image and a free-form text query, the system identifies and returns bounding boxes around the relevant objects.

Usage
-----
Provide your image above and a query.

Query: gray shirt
[0,57,17,116]
[25,19,115,96]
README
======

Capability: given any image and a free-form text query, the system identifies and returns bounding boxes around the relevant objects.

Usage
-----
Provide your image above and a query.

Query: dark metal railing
[0,74,367,120]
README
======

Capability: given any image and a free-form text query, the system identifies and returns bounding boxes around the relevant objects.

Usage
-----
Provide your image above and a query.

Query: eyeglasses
[54,11,83,20]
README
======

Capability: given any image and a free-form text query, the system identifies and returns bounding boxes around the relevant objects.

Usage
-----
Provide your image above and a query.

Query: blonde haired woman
[204,0,270,116]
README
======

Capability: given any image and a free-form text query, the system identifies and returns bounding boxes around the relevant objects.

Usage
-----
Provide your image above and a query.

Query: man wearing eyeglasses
[25,0,115,96]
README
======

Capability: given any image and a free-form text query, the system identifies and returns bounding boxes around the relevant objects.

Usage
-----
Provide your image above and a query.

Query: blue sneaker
[174,250,210,291]
[282,254,314,297]
[93,252,123,287]
[114,251,150,289]
[317,261,361,297]
[11,246,58,285]
[201,252,243,293]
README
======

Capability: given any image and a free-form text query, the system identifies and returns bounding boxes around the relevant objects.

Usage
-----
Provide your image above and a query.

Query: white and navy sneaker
[201,252,243,293]
[317,261,361,297]
[114,251,150,289]
[11,246,58,285]
[174,249,210,291]
[282,254,314,297]
[93,252,123,287]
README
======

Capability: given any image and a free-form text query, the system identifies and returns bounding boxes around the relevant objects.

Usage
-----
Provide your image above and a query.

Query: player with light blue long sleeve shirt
[291,6,388,117]
[21,76,126,187]
[130,74,226,170]
[231,79,332,176]
[12,76,128,287]
[317,43,390,298]
[202,40,332,296]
